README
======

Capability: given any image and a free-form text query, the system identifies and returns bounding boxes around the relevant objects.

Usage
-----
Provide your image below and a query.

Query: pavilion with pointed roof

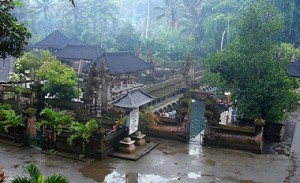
[83,51,153,89]
[35,30,84,52]
[54,44,106,73]
[111,89,155,156]
[83,51,153,75]
[112,89,155,109]
[112,90,155,135]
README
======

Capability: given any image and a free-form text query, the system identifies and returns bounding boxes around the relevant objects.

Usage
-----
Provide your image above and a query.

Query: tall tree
[29,0,58,34]
[154,0,186,29]
[205,0,298,122]
[272,0,300,46]
[0,0,31,58]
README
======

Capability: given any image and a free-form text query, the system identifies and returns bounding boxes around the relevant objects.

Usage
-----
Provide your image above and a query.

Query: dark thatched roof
[85,52,153,75]
[35,30,69,49]
[55,45,106,61]
[287,61,300,77]
[112,90,155,108]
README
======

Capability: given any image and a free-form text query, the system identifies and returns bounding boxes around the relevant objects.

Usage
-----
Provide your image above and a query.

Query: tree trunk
[53,130,57,150]
[145,0,150,39]
[82,140,85,155]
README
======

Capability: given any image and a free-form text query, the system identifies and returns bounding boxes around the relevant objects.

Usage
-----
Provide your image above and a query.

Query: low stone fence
[158,116,180,125]
[43,128,126,160]
[147,117,188,142]
[0,126,28,144]
[203,125,264,154]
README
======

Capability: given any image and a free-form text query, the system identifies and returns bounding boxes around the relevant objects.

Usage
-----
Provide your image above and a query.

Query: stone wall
[203,126,264,154]
[43,128,126,160]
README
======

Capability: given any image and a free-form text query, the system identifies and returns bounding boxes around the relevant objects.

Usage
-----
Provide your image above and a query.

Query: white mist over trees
[7,0,300,64]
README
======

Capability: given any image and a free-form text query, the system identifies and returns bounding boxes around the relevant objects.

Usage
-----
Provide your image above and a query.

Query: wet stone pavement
[0,137,294,183]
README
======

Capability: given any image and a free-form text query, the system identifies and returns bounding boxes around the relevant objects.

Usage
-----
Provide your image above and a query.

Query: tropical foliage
[68,119,99,154]
[15,50,80,100]
[36,59,79,100]
[39,107,74,150]
[139,111,159,132]
[204,0,299,122]
[0,104,23,143]
[113,116,127,130]
[0,0,31,58]
[12,162,69,183]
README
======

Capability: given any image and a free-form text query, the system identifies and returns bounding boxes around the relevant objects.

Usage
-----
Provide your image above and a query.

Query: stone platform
[110,141,159,160]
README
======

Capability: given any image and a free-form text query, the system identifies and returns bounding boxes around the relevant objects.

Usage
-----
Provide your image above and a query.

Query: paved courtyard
[0,138,295,183]
[1,108,300,183]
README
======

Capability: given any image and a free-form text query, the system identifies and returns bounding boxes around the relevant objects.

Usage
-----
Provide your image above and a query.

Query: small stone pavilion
[111,90,158,160]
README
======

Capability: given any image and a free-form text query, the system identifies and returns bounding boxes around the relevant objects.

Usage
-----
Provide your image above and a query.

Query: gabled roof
[35,30,69,49]
[112,90,155,108]
[96,52,153,75]
[0,56,14,83]
[55,45,106,61]
[287,61,300,77]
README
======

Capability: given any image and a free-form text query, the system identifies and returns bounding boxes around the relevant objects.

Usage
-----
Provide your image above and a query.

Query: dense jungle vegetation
[3,0,300,64]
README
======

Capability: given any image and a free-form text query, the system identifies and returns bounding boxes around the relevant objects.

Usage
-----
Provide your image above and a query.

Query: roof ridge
[128,92,136,108]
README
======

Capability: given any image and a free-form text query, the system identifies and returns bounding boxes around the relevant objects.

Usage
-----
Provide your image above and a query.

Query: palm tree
[29,0,59,34]
[61,0,87,37]
[180,0,205,38]
[154,0,186,29]
[39,107,74,150]
[12,162,69,183]
[68,119,99,156]
[2,110,23,143]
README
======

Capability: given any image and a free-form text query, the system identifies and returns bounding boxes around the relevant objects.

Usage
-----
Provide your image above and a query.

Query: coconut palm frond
[44,174,69,183]
[86,119,98,131]
[11,177,31,183]
[23,162,43,182]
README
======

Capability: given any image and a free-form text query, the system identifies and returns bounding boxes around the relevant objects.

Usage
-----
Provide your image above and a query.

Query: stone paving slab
[110,141,159,160]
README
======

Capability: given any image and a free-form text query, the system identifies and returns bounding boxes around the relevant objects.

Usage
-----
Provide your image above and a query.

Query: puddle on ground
[80,161,113,182]
[187,172,202,179]
[81,166,179,183]
[188,146,201,155]
[123,172,178,183]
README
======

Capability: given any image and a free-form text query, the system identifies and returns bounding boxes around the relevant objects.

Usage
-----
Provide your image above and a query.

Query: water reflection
[80,162,113,182]
[188,146,201,155]
[190,100,205,139]
[104,171,125,182]
[102,171,178,183]
[188,172,202,179]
